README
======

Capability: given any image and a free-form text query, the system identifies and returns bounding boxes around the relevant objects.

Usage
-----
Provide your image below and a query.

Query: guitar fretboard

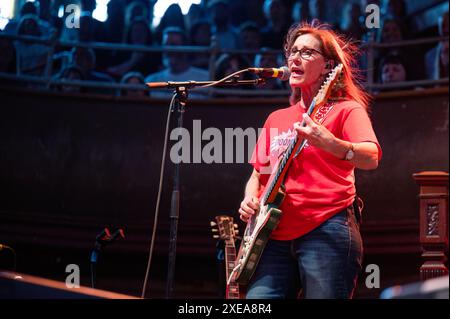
[225,241,240,299]
[261,100,316,206]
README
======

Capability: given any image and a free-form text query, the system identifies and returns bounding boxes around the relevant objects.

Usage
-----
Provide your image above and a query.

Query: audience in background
[238,21,262,64]
[261,0,291,49]
[3,0,53,36]
[379,53,407,85]
[207,0,239,49]
[189,20,212,70]
[185,3,206,32]
[291,1,307,24]
[106,17,159,80]
[145,27,209,98]
[14,14,50,77]
[214,53,251,81]
[119,71,148,97]
[101,0,127,44]
[253,48,286,90]
[425,11,449,80]
[0,0,448,95]
[339,2,365,41]
[71,47,115,94]
[308,0,327,24]
[154,3,186,44]
[53,65,85,94]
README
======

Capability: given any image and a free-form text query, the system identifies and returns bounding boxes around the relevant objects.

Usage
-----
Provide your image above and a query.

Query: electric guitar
[233,64,344,285]
[211,215,241,299]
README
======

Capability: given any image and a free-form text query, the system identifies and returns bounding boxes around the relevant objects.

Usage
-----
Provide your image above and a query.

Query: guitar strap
[293,100,336,159]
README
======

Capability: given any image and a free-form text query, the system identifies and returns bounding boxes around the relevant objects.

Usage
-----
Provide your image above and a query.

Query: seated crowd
[0,0,448,97]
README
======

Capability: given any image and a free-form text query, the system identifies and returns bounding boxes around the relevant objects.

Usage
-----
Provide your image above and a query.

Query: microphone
[248,66,291,81]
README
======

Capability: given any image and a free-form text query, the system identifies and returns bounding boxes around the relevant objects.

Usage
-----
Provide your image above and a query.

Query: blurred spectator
[379,53,407,84]
[214,53,251,80]
[185,3,206,32]
[59,0,103,43]
[71,47,115,94]
[377,18,403,43]
[254,48,286,90]
[95,0,127,71]
[189,20,212,70]
[145,27,209,98]
[125,0,150,27]
[54,65,85,93]
[118,71,148,97]
[207,0,239,49]
[14,14,50,77]
[381,0,413,38]
[154,4,186,44]
[339,2,364,41]
[376,18,425,80]
[37,0,54,24]
[261,0,291,49]
[308,0,327,23]
[381,0,407,20]
[0,36,16,74]
[106,17,159,81]
[3,0,53,36]
[291,0,307,24]
[425,11,449,80]
[80,0,105,40]
[227,0,249,28]
[102,0,127,43]
[238,21,262,63]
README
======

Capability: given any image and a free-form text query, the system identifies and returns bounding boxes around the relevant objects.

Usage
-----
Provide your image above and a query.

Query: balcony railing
[0,31,448,97]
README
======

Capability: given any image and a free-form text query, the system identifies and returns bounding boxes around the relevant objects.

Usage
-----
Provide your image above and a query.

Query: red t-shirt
[250,99,382,240]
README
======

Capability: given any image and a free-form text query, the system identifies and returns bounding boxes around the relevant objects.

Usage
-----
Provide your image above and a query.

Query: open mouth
[291,68,304,77]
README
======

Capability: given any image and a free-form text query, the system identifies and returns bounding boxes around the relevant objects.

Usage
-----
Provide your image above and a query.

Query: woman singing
[238,22,382,299]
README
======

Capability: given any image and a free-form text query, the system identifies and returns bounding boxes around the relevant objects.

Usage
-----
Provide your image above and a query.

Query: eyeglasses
[287,47,324,60]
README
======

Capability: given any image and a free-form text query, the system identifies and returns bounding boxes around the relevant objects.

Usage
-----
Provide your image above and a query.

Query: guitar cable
[141,93,177,298]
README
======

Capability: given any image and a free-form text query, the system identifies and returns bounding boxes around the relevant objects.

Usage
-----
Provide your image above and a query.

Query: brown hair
[284,22,370,110]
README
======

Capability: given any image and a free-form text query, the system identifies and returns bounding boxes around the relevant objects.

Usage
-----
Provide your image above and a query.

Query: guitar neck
[262,100,317,205]
[224,240,240,299]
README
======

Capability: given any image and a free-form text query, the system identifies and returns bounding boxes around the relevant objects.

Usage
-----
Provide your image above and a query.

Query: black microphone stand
[148,76,265,299]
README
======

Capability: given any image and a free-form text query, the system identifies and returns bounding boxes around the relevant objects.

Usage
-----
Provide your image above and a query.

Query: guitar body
[235,188,285,285]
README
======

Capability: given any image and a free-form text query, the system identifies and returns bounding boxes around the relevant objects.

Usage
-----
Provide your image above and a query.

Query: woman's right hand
[239,195,260,222]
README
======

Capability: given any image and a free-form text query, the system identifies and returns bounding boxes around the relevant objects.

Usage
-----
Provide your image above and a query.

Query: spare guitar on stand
[232,64,344,285]
[210,215,242,299]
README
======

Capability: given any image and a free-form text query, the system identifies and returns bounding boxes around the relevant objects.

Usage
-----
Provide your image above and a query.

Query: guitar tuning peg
[211,228,218,232]
[213,235,219,239]
[210,221,217,227]
[234,224,238,228]
[235,230,239,234]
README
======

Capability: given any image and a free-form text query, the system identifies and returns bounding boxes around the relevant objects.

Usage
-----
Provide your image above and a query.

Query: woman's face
[287,34,327,89]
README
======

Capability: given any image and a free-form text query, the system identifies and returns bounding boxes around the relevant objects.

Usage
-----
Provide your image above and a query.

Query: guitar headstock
[210,215,238,241]
[313,63,344,108]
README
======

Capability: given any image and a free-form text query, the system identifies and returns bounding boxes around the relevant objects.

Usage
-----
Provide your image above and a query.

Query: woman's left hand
[293,113,336,151]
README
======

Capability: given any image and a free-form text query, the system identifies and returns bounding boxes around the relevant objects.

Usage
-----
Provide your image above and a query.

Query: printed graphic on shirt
[270,128,298,158]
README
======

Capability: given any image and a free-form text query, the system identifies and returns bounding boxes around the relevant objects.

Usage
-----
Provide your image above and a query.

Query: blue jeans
[246,205,363,299]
